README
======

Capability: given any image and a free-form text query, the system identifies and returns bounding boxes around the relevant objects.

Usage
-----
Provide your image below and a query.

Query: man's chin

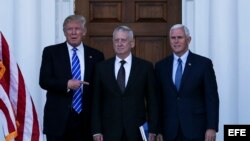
[68,42,81,47]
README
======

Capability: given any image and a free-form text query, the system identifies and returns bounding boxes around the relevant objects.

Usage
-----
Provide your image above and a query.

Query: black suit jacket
[92,56,158,141]
[39,42,104,136]
[155,51,219,140]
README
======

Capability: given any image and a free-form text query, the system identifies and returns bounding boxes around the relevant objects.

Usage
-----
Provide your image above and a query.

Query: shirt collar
[67,42,84,52]
[173,50,189,64]
[115,53,132,64]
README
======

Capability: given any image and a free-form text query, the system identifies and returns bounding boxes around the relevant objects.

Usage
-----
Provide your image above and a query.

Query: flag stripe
[16,68,26,141]
[0,100,16,136]
[1,33,10,94]
[0,85,17,141]
[31,100,40,141]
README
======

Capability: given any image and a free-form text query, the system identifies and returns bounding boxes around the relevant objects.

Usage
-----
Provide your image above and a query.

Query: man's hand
[148,133,156,141]
[205,129,216,141]
[156,134,163,141]
[93,134,103,141]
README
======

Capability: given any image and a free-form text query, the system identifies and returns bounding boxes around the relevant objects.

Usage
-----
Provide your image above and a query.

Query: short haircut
[63,15,86,32]
[113,25,134,40]
[170,24,190,37]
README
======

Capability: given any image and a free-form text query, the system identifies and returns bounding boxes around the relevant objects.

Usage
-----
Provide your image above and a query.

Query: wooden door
[75,0,181,64]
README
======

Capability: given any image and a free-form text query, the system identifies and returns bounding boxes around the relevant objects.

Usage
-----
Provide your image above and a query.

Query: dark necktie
[71,48,82,113]
[175,58,182,91]
[117,60,126,92]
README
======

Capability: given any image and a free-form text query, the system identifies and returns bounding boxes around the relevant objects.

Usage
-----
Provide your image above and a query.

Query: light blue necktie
[71,48,82,113]
[175,58,182,91]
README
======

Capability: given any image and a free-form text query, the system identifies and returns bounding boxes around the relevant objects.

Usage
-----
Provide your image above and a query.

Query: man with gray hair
[155,24,219,141]
[92,25,158,141]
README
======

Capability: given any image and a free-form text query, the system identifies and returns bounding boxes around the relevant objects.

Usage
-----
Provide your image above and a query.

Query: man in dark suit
[92,25,158,141]
[39,15,104,141]
[155,24,219,141]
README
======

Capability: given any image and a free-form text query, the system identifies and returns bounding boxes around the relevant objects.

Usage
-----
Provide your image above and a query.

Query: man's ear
[131,39,135,48]
[82,27,87,36]
[188,36,191,44]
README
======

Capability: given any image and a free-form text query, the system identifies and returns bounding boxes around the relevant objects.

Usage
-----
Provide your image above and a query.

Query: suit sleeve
[154,63,164,134]
[39,47,69,93]
[91,63,103,134]
[146,62,159,134]
[204,60,219,131]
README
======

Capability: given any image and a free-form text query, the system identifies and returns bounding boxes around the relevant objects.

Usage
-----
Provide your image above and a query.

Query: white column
[238,0,250,122]
[0,0,14,49]
[210,0,238,140]
[193,0,210,56]
[182,0,210,57]
[55,0,74,43]
[182,0,195,50]
[13,1,44,139]
[41,0,56,47]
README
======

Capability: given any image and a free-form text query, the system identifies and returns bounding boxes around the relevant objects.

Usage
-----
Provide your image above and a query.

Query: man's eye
[171,36,184,39]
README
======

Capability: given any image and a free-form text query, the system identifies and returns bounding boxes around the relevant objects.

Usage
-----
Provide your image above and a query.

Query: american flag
[0,32,43,141]
[0,83,17,141]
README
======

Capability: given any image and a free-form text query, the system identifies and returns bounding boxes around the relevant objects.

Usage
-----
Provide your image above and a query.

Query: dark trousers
[168,126,204,141]
[119,128,143,141]
[121,129,128,141]
[46,110,92,141]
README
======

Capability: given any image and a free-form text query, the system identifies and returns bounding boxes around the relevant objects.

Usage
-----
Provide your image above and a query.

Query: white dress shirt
[115,53,132,87]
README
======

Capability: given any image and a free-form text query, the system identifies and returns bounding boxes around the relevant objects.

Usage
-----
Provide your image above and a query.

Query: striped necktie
[71,48,82,113]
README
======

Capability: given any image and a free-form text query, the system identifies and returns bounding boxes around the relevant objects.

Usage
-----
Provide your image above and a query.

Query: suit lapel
[59,42,72,79]
[179,52,193,92]
[159,56,175,90]
[108,57,122,93]
[125,56,138,92]
[167,56,175,89]
[83,45,92,81]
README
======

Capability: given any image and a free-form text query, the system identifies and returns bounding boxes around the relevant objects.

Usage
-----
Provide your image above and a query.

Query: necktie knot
[120,60,126,66]
[178,58,182,64]
[72,48,78,52]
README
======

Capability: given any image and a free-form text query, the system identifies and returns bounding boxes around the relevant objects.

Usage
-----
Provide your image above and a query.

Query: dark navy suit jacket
[155,51,219,140]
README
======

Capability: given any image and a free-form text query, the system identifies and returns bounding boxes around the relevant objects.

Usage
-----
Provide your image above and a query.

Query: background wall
[0,0,250,140]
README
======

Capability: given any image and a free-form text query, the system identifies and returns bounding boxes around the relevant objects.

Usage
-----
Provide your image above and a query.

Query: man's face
[113,31,134,58]
[64,20,86,47]
[169,28,191,57]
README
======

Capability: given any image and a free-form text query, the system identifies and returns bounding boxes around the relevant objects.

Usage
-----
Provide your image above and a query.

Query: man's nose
[173,37,179,42]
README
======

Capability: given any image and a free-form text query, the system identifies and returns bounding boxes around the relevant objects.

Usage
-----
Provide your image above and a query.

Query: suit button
[177,97,181,100]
